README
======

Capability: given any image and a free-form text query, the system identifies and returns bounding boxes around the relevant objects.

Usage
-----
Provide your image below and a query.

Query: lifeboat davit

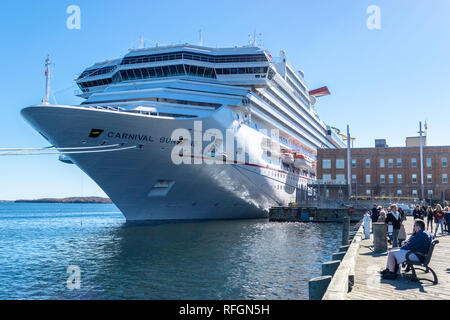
[281,152,294,165]
[293,154,313,170]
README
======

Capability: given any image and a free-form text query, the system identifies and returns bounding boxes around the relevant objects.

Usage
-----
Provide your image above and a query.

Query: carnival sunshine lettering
[107,131,154,142]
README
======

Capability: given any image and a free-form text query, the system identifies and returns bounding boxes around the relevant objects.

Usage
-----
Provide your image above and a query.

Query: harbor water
[0,203,345,300]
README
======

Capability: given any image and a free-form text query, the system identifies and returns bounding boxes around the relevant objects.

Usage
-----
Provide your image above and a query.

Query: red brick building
[313,145,450,201]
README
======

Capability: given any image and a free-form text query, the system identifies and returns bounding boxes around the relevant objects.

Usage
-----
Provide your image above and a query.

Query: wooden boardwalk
[347,218,450,300]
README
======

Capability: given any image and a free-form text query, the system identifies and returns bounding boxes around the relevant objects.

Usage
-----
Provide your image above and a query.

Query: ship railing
[308,179,347,186]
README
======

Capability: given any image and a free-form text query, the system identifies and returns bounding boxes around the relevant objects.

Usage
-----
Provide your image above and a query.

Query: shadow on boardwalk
[347,219,450,300]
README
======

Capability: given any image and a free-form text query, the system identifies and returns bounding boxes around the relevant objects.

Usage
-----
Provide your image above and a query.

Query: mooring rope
[0,145,137,156]
[0,144,120,151]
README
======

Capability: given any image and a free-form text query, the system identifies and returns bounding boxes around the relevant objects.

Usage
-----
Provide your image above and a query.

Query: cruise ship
[21,43,345,221]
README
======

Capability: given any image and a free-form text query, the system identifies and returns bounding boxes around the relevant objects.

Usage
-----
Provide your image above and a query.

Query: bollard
[339,245,350,252]
[373,222,387,252]
[332,252,346,261]
[309,276,332,300]
[322,260,340,277]
[342,215,350,246]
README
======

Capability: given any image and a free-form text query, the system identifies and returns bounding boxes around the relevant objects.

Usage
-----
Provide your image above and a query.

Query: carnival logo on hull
[89,129,104,138]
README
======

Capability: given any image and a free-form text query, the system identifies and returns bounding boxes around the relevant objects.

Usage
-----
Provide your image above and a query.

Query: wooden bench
[403,240,439,284]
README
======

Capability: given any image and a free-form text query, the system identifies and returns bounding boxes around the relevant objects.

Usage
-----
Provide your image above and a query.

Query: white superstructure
[22,44,345,221]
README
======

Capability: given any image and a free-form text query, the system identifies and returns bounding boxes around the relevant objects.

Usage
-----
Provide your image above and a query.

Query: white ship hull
[22,44,344,221]
[22,105,307,221]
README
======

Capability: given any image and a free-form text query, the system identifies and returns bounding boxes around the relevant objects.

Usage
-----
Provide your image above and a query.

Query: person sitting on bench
[380,220,432,280]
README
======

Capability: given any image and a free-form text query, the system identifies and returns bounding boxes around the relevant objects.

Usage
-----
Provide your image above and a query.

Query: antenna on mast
[248,29,262,47]
[43,55,51,105]
[199,29,203,46]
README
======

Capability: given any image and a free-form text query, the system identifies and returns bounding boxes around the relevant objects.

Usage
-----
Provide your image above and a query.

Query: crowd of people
[366,203,450,241]
[362,203,448,280]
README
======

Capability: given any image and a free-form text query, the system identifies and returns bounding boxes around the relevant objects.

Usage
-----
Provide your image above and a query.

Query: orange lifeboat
[281,152,294,165]
[293,154,313,170]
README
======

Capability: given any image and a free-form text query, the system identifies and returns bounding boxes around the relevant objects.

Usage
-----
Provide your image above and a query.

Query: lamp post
[347,125,352,200]
[418,122,425,200]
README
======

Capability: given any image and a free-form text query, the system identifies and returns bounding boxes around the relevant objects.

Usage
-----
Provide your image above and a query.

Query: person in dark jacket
[444,206,450,233]
[426,206,434,231]
[412,205,424,220]
[385,204,403,247]
[380,220,432,279]
[371,204,379,223]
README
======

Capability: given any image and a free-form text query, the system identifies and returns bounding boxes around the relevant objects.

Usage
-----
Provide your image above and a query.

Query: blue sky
[0,0,449,200]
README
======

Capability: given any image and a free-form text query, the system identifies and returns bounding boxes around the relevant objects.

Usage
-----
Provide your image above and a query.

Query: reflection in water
[0,204,344,300]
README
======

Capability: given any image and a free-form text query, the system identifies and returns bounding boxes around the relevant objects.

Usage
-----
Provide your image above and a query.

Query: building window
[366,174,371,184]
[412,190,418,198]
[426,158,432,168]
[323,159,331,169]
[380,159,385,168]
[365,159,370,168]
[338,189,343,199]
[336,159,345,169]
[443,174,448,184]
[336,174,346,183]
[388,159,393,168]
[351,159,356,168]
[388,174,393,184]
[397,174,402,184]
[366,190,371,196]
[397,190,402,197]
[443,158,448,168]
[397,158,402,168]
[427,190,433,199]
[351,174,357,183]
[380,174,385,184]
[380,190,386,197]
[411,158,417,168]
[323,174,331,182]
[325,189,330,199]
[427,174,432,184]
[412,174,417,184]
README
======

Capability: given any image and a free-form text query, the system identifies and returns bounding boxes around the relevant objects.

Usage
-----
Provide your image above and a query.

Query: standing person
[413,205,424,220]
[378,210,387,223]
[385,204,402,247]
[426,206,434,231]
[363,210,371,239]
[397,211,407,246]
[444,206,450,234]
[363,210,372,239]
[433,204,445,237]
[398,207,406,221]
[371,204,379,223]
